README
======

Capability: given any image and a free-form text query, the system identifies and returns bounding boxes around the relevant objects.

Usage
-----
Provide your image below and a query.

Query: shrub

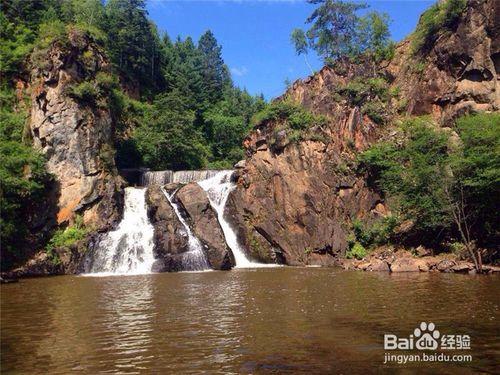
[30,20,68,69]
[252,100,326,129]
[66,80,98,104]
[46,215,88,260]
[350,216,398,249]
[346,242,367,260]
[362,101,386,125]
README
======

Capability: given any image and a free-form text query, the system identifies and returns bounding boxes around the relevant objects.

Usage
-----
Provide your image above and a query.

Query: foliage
[452,113,500,245]
[349,217,398,249]
[46,216,88,263]
[252,100,327,130]
[334,76,391,124]
[0,86,52,269]
[251,99,328,147]
[346,242,367,260]
[291,0,393,65]
[411,0,467,54]
[359,114,500,254]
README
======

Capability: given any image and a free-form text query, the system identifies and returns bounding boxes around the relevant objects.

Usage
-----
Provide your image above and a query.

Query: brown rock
[367,259,390,272]
[29,29,123,232]
[452,262,474,273]
[146,185,190,271]
[391,257,421,272]
[437,259,457,272]
[176,183,234,270]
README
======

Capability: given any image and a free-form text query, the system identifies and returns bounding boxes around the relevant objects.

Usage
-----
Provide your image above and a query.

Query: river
[1,268,498,373]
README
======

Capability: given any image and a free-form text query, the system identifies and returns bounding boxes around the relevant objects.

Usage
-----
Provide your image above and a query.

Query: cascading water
[160,187,210,271]
[141,170,222,186]
[198,171,273,268]
[141,170,173,186]
[88,187,156,275]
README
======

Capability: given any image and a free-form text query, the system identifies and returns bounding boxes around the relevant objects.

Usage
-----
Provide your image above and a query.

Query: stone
[367,259,390,272]
[452,262,474,273]
[145,185,190,271]
[176,183,234,270]
[391,256,421,272]
[29,30,123,232]
[437,260,457,272]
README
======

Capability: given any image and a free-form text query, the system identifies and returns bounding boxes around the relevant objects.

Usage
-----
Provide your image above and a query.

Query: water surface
[1,268,498,373]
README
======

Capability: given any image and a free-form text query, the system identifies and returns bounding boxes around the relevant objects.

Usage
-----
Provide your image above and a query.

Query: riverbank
[339,247,500,275]
[3,246,499,282]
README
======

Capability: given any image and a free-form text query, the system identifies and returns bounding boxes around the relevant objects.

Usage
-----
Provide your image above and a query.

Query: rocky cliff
[227,0,498,266]
[29,28,124,232]
[389,0,499,122]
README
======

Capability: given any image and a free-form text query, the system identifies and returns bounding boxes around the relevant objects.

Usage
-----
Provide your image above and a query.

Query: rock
[146,185,190,271]
[390,257,421,272]
[29,30,123,232]
[176,183,234,270]
[367,259,390,272]
[234,160,246,169]
[416,246,432,257]
[452,262,474,273]
[389,0,499,122]
[437,259,457,272]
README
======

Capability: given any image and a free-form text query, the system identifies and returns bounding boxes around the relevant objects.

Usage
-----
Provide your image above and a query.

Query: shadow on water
[1,268,499,374]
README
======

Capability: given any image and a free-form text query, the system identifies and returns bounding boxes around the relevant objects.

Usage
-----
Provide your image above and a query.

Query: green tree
[291,28,313,74]
[134,91,209,170]
[291,0,392,65]
[105,0,164,96]
[198,30,230,104]
[359,114,500,271]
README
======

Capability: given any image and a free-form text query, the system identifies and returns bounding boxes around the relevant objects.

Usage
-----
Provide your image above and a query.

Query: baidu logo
[384,322,470,351]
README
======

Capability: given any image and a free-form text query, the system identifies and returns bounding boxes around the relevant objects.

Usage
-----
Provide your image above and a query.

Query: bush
[350,217,398,249]
[46,216,88,263]
[30,20,68,69]
[66,80,98,104]
[411,0,467,54]
[346,242,367,260]
[252,100,326,129]
[362,101,386,125]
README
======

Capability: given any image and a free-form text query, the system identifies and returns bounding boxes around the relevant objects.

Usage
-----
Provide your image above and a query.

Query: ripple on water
[1,268,499,374]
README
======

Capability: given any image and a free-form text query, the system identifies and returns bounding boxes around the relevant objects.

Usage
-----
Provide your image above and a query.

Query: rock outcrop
[226,0,499,267]
[145,185,190,271]
[29,28,123,231]
[176,183,234,270]
[389,0,499,122]
[340,248,500,274]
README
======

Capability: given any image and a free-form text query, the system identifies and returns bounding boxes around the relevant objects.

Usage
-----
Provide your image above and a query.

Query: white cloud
[231,66,249,76]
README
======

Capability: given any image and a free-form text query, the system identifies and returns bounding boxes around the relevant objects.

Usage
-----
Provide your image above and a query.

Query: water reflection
[1,269,499,374]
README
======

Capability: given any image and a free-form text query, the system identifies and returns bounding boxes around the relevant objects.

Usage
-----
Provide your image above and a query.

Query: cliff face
[390,0,499,122]
[228,0,498,266]
[29,29,123,231]
[228,67,384,266]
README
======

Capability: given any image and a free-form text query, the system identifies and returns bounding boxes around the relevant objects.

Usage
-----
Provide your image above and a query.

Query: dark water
[1,268,499,374]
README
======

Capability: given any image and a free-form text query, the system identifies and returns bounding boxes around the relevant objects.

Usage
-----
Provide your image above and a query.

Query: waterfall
[198,171,268,268]
[172,170,221,184]
[141,170,173,186]
[160,187,211,271]
[87,187,156,275]
[141,170,222,186]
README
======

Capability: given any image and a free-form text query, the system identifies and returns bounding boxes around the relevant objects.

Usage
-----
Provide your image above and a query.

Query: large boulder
[146,185,190,271]
[176,183,234,270]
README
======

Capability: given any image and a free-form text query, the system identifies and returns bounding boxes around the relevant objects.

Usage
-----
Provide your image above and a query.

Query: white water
[198,171,277,268]
[141,170,221,186]
[160,187,211,271]
[87,187,156,275]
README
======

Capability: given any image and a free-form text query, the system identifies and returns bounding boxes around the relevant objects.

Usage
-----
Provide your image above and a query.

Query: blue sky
[146,0,434,99]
